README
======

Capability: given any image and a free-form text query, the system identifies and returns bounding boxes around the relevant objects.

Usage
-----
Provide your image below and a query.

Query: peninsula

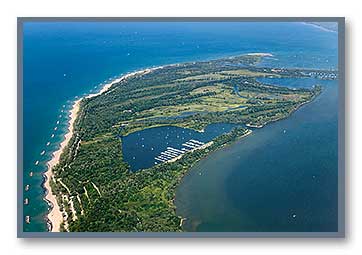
[45,54,336,232]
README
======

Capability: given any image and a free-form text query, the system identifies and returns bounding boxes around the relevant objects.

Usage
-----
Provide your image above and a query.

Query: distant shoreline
[303,22,338,33]
[246,53,274,57]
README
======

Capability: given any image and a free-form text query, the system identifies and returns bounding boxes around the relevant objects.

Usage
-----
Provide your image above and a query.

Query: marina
[122,123,238,171]
[154,139,209,164]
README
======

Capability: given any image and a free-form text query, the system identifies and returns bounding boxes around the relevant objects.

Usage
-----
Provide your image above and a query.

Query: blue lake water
[23,21,338,232]
[122,123,238,171]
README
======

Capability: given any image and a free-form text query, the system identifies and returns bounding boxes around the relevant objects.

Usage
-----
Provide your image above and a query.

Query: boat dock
[153,139,213,164]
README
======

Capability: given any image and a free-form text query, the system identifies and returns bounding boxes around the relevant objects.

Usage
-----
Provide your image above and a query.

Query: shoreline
[41,52,317,232]
[175,83,329,232]
[43,99,81,232]
[245,88,322,129]
[43,67,162,232]
[174,88,323,229]
[246,52,274,57]
[302,22,338,33]
[176,129,253,229]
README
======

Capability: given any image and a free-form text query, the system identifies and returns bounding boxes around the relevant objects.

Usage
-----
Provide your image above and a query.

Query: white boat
[167,147,185,153]
[165,150,180,156]
[183,143,196,149]
[161,152,175,158]
[155,157,165,162]
[190,139,205,145]
[185,142,200,147]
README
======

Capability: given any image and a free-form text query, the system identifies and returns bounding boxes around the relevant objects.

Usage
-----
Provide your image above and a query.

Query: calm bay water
[175,78,338,232]
[23,22,338,232]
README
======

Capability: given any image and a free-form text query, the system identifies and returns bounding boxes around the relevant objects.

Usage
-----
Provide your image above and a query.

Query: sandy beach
[44,99,80,232]
[43,67,160,232]
[246,52,274,57]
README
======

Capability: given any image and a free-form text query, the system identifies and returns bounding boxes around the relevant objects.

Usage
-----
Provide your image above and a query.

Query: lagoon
[122,123,238,171]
